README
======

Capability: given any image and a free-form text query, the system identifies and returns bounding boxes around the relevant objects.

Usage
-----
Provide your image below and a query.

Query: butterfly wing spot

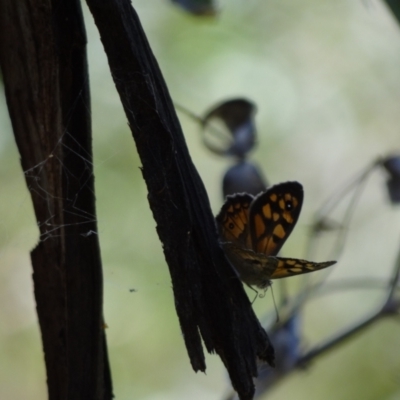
[226,213,245,232]
[269,193,278,202]
[284,193,292,201]
[273,212,280,221]
[282,211,294,224]
[284,193,298,209]
[288,266,305,274]
[254,213,265,238]
[262,203,272,219]
[280,196,296,212]
[272,224,286,240]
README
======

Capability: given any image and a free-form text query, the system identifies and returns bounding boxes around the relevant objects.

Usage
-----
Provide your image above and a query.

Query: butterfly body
[216,182,336,290]
[220,242,279,289]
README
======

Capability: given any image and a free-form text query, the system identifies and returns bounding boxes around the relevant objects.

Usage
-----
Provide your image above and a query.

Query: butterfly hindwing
[221,243,336,289]
[270,257,336,279]
[216,193,254,247]
[249,181,303,255]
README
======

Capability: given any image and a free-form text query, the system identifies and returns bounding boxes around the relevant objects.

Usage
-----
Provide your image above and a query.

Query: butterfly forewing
[216,193,254,247]
[249,182,303,255]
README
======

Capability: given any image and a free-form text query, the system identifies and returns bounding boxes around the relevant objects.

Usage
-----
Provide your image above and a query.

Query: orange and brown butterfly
[216,181,336,290]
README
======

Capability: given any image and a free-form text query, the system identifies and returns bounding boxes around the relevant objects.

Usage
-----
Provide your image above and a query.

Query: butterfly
[216,181,336,290]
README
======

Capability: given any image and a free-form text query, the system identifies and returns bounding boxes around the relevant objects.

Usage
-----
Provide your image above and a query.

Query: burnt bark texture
[85,1,274,399]
[0,0,274,398]
[0,1,112,399]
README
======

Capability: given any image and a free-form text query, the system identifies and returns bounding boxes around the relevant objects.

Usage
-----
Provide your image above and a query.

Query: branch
[0,1,112,398]
[85,1,274,399]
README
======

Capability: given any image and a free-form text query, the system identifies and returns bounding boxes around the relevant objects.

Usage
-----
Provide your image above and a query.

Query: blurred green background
[1,0,400,399]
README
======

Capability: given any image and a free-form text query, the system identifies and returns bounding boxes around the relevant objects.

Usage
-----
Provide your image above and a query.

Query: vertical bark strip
[85,1,274,399]
[0,1,112,399]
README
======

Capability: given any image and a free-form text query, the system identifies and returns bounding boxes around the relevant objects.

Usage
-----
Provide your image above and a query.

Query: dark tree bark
[0,0,274,398]
[85,1,274,399]
[0,1,112,399]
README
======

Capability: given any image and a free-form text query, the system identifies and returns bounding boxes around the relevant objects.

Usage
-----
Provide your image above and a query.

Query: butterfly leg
[244,283,259,304]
